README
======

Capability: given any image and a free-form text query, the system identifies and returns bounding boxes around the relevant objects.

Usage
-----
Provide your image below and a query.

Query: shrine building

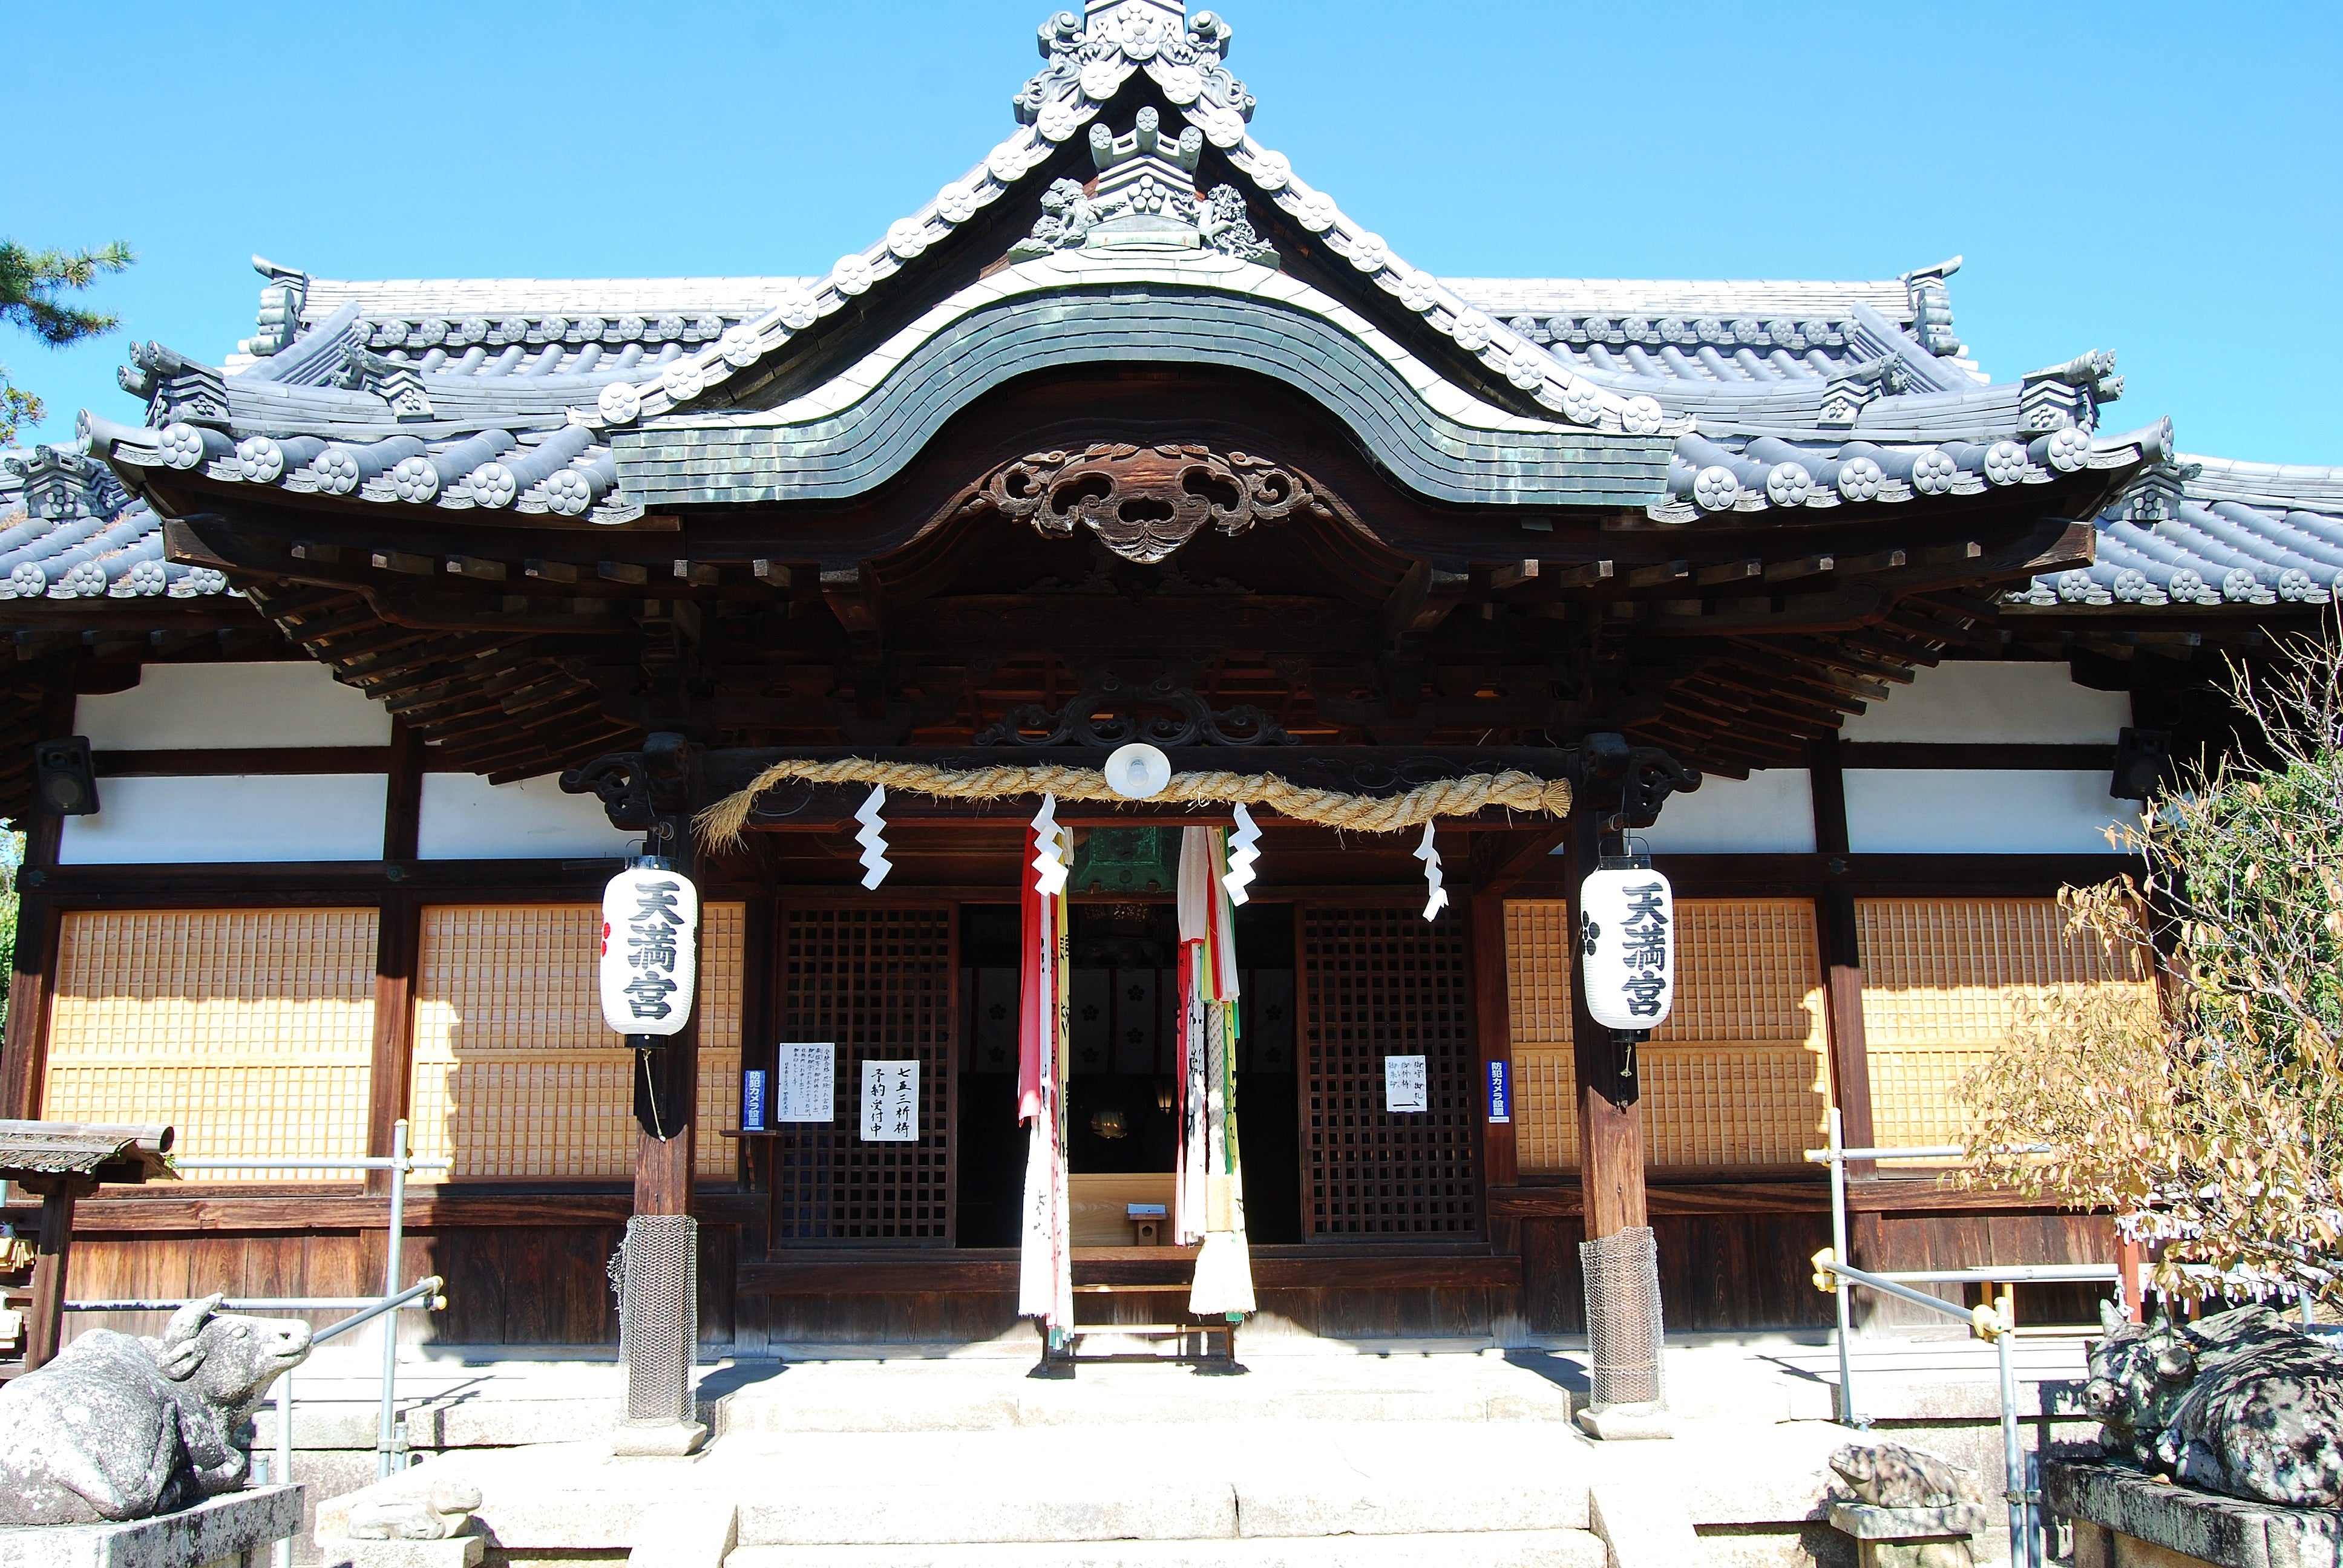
[4,0,2339,1357]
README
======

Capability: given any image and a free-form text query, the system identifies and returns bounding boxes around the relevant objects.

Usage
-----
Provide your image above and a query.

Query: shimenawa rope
[693,757,1573,854]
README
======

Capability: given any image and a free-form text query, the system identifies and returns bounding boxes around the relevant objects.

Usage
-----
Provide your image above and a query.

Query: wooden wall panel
[772,907,956,1245]
[42,909,379,1177]
[408,903,745,1182]
[1858,898,2152,1158]
[1509,899,1829,1175]
[1299,905,1478,1238]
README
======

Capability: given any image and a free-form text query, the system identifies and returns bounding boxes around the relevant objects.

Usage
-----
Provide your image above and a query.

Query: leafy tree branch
[0,239,136,445]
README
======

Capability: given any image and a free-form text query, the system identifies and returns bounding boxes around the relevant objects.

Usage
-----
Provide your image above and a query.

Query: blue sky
[5,1,2339,462]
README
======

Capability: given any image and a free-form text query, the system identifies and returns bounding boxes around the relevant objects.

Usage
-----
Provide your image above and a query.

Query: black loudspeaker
[33,736,99,815]
[2111,727,2174,802]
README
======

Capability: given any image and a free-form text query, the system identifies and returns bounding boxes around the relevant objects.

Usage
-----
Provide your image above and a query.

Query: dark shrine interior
[954,829,1302,1247]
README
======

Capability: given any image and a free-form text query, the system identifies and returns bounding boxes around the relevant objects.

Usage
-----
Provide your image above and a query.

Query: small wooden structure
[0,1119,175,1371]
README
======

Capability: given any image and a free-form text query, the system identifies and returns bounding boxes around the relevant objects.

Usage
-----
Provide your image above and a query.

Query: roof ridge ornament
[573,2,1686,441]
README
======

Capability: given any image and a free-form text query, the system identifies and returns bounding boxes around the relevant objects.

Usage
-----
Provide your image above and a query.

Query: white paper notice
[1384,1054,1428,1113]
[860,1059,920,1142]
[775,1043,835,1123]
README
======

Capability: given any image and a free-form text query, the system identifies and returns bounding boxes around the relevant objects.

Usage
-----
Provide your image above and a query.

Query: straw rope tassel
[695,759,1573,854]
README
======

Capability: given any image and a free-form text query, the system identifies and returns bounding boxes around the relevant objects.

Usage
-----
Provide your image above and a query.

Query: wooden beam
[1544,560,1614,592]
[673,560,720,587]
[752,560,793,589]
[1489,560,1539,592]
[445,556,508,583]
[598,561,650,586]
[1624,560,1690,590]
[1763,554,1835,584]
[1693,558,1764,587]
[1835,548,1908,576]
[523,559,582,584]
[370,550,436,577]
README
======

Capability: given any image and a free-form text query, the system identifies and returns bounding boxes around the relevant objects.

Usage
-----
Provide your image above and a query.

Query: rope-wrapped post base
[1578,1224,1673,1440]
[611,1214,706,1455]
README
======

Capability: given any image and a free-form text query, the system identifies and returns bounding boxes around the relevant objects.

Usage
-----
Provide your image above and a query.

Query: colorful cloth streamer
[1177,826,1256,1318]
[1016,806,1075,1341]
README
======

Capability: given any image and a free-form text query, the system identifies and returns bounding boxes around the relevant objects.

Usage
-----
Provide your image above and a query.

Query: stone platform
[276,1333,2098,1568]
[0,1486,304,1568]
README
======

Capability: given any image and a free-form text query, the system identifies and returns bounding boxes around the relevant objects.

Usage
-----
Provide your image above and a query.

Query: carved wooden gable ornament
[974,442,1327,564]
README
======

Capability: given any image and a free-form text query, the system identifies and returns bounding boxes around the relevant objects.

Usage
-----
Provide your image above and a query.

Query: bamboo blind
[1858,897,2151,1158]
[408,903,744,1181]
[1507,898,1830,1173]
[42,909,380,1181]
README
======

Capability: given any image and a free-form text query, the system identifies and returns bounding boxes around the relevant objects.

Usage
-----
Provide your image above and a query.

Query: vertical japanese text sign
[598,864,700,1041]
[860,1060,920,1142]
[775,1043,837,1123]
[1578,868,1676,1031]
[1384,1054,1428,1113]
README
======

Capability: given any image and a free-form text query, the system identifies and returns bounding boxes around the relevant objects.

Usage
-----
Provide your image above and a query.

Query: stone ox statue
[2085,1299,2343,1507]
[0,1292,312,1524]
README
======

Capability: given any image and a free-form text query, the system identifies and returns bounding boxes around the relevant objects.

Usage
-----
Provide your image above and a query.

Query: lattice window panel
[1504,899,1830,1173]
[1858,897,2152,1157]
[43,909,379,1181]
[773,907,955,1244]
[1300,906,1478,1236]
[410,903,744,1181]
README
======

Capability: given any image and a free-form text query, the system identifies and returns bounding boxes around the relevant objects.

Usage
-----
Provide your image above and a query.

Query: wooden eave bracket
[821,566,885,638]
[1378,559,1469,644]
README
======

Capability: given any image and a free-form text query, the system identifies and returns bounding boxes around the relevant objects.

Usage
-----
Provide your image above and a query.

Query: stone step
[731,1472,1584,1556]
[726,1530,1608,1568]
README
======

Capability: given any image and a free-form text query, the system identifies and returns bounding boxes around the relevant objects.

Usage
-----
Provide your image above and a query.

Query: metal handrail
[47,1122,451,1568]
[1816,1254,2036,1568]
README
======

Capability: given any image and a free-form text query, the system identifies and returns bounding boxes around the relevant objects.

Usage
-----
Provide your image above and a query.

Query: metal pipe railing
[55,1121,450,1568]
[1816,1253,2037,1568]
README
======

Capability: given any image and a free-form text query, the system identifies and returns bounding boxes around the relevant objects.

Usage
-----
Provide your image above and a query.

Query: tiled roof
[79,3,2157,538]
[0,445,230,600]
[2017,455,2343,609]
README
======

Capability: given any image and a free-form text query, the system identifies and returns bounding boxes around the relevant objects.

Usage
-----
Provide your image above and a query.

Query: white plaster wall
[1840,661,2130,744]
[59,775,389,864]
[418,773,641,860]
[1636,769,1817,855]
[76,662,390,749]
[1844,769,2139,854]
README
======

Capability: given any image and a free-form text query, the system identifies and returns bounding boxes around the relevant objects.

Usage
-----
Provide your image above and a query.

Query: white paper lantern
[1578,866,1675,1031]
[599,863,701,1038]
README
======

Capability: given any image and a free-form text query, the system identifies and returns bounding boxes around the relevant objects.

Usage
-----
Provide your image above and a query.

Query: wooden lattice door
[773,906,957,1244]
[1299,904,1480,1237]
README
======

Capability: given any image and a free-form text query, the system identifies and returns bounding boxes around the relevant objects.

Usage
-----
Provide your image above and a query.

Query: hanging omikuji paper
[1177,826,1256,1318]
[1015,803,1075,1340]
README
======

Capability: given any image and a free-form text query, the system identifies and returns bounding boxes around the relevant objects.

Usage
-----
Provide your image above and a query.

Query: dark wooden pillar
[1,795,66,1122]
[22,1177,90,1370]
[1809,737,1876,1178]
[634,828,699,1217]
[1565,811,1645,1240]
[367,721,425,1197]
